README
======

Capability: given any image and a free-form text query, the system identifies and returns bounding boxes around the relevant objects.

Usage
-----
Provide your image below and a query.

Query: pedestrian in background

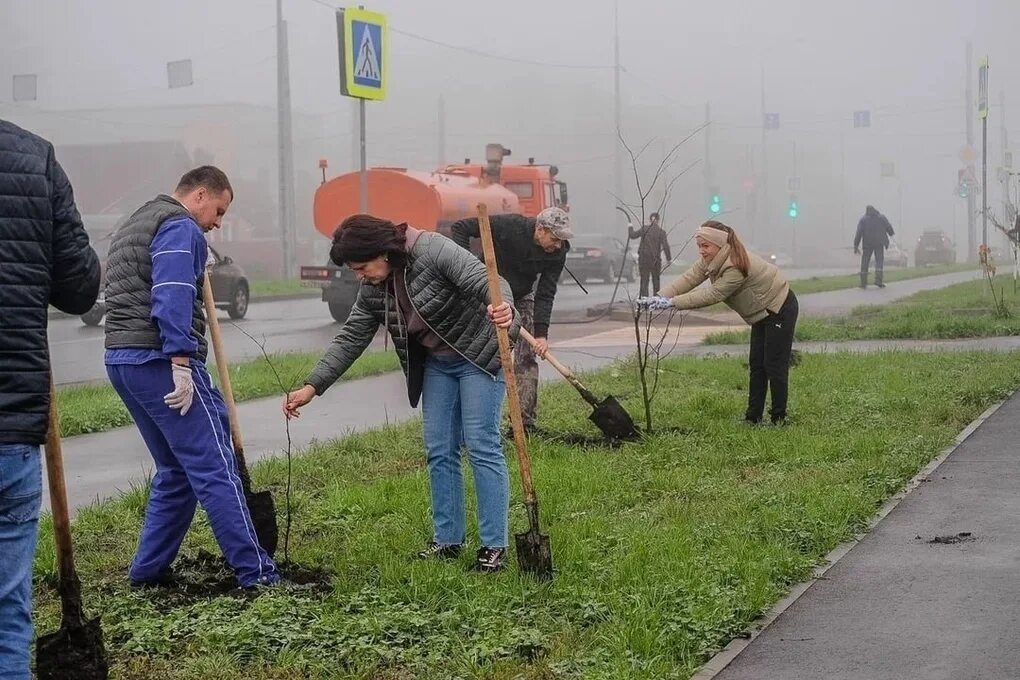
[629,212,672,297]
[854,205,895,288]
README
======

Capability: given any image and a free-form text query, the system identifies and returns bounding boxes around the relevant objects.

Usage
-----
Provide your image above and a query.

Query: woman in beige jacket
[652,220,799,424]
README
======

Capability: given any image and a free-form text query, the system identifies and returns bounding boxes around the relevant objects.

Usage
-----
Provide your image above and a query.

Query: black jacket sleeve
[533,254,565,337]
[450,217,480,250]
[48,149,100,315]
[660,228,672,262]
[628,225,647,240]
[853,220,864,249]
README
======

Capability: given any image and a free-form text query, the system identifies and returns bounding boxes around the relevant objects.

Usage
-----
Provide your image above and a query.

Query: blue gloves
[635,295,673,311]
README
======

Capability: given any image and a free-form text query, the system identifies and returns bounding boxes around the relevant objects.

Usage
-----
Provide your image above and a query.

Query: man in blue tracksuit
[104,166,278,589]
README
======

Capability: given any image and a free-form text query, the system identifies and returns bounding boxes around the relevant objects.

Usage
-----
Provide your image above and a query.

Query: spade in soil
[518,328,639,443]
[36,379,108,680]
[477,204,553,579]
[202,275,278,556]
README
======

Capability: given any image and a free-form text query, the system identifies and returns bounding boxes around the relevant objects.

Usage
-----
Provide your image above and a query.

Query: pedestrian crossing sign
[337,7,387,100]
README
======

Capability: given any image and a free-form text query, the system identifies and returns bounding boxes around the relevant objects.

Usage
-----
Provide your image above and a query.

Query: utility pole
[276,0,297,278]
[1001,90,1011,231]
[704,101,712,202]
[966,42,977,260]
[840,131,846,235]
[613,0,623,206]
[980,56,989,250]
[438,94,446,168]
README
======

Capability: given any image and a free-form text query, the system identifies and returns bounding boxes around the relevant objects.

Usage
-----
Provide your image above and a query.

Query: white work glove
[164,363,194,416]
[635,295,673,311]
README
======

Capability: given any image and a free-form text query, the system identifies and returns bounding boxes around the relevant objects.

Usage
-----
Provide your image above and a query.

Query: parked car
[886,239,909,268]
[914,230,956,267]
[81,245,250,326]
[562,236,637,284]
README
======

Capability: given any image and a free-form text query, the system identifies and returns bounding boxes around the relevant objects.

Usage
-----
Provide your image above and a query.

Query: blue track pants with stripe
[107,360,278,588]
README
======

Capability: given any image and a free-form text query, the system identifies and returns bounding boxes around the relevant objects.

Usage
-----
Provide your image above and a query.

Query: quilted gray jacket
[305,231,520,406]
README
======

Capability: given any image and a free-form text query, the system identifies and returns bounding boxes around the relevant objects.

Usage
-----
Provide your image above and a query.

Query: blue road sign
[764,113,780,130]
[338,7,387,100]
[853,110,871,128]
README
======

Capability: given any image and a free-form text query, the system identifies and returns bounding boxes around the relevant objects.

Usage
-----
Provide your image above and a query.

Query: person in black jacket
[853,205,895,288]
[450,207,572,431]
[629,212,672,297]
[0,120,100,679]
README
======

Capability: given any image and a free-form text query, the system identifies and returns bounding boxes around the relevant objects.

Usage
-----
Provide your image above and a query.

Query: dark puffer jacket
[305,231,521,407]
[104,195,209,362]
[0,120,100,444]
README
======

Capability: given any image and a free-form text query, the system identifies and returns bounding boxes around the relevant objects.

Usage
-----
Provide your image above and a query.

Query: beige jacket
[659,245,790,325]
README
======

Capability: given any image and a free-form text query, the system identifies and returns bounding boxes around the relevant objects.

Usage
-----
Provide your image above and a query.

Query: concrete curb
[690,396,1010,680]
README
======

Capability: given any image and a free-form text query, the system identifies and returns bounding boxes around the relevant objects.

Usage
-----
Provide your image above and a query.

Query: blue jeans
[0,444,42,680]
[421,355,509,548]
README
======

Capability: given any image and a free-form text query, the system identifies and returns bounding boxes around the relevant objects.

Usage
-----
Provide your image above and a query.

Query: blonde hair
[700,221,749,276]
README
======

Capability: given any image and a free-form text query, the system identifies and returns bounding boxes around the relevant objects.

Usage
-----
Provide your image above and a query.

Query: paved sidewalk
[702,389,1020,680]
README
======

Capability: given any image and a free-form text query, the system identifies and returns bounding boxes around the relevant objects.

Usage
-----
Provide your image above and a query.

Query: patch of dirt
[36,616,109,679]
[922,532,975,545]
[137,550,332,609]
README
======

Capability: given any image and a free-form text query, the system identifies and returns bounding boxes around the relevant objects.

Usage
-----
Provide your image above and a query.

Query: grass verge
[34,351,1020,679]
[705,272,1018,345]
[788,263,972,295]
[248,279,319,299]
[56,351,399,438]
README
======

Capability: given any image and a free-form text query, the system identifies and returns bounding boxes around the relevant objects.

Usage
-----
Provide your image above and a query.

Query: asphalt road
[46,267,856,386]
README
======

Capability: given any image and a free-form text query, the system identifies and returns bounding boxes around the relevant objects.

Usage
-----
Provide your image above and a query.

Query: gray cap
[536,207,573,240]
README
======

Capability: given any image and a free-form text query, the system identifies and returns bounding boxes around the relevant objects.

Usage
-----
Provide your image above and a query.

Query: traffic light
[957,168,969,198]
[709,188,722,215]
[788,195,799,219]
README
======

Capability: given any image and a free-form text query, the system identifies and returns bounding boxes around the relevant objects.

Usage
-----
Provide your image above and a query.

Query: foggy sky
[3,0,1019,262]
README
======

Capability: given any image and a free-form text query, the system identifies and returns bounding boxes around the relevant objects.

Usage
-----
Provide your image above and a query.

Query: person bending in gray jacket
[284,214,520,573]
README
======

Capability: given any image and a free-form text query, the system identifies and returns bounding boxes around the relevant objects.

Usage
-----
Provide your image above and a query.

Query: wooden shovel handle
[476,204,536,503]
[44,376,79,594]
[518,327,600,407]
[201,274,244,456]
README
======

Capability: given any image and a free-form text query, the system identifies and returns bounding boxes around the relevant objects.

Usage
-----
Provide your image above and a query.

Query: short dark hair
[650,212,660,221]
[330,214,408,267]
[176,165,233,199]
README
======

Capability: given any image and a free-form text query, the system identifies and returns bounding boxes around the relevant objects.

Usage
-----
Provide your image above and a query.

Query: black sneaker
[129,569,176,589]
[472,546,507,573]
[876,283,886,288]
[416,542,462,560]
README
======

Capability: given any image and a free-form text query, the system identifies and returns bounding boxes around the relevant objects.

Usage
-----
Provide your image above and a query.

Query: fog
[4,0,1020,272]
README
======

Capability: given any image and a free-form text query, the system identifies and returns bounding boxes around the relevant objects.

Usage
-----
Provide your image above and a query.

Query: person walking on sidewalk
[0,120,101,679]
[104,166,279,590]
[629,212,672,297]
[450,207,571,432]
[854,205,895,288]
[284,215,521,573]
[638,220,798,425]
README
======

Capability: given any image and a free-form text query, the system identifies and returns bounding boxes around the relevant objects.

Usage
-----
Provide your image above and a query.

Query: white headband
[696,226,729,248]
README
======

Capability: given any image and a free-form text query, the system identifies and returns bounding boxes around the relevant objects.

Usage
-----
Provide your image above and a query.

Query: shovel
[518,328,640,442]
[477,203,553,580]
[36,378,109,680]
[201,275,279,558]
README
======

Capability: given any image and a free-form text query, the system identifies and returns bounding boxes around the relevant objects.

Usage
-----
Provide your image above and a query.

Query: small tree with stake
[613,126,705,432]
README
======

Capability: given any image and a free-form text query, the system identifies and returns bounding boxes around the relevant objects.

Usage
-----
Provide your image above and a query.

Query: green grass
[248,279,319,299]
[788,263,973,295]
[56,351,399,438]
[33,351,1020,679]
[705,272,1020,345]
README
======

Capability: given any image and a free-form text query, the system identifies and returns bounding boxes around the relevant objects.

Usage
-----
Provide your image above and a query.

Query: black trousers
[860,245,885,286]
[746,290,799,423]
[639,264,661,298]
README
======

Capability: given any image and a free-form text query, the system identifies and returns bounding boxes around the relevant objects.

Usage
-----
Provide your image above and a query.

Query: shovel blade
[246,490,279,559]
[36,617,108,680]
[589,395,640,442]
[514,529,554,580]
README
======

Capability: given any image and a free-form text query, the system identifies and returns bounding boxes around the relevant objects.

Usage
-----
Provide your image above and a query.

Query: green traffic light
[710,194,721,214]
[788,201,799,218]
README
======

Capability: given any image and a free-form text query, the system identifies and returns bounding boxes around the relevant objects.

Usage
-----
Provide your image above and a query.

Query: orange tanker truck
[300,143,569,322]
